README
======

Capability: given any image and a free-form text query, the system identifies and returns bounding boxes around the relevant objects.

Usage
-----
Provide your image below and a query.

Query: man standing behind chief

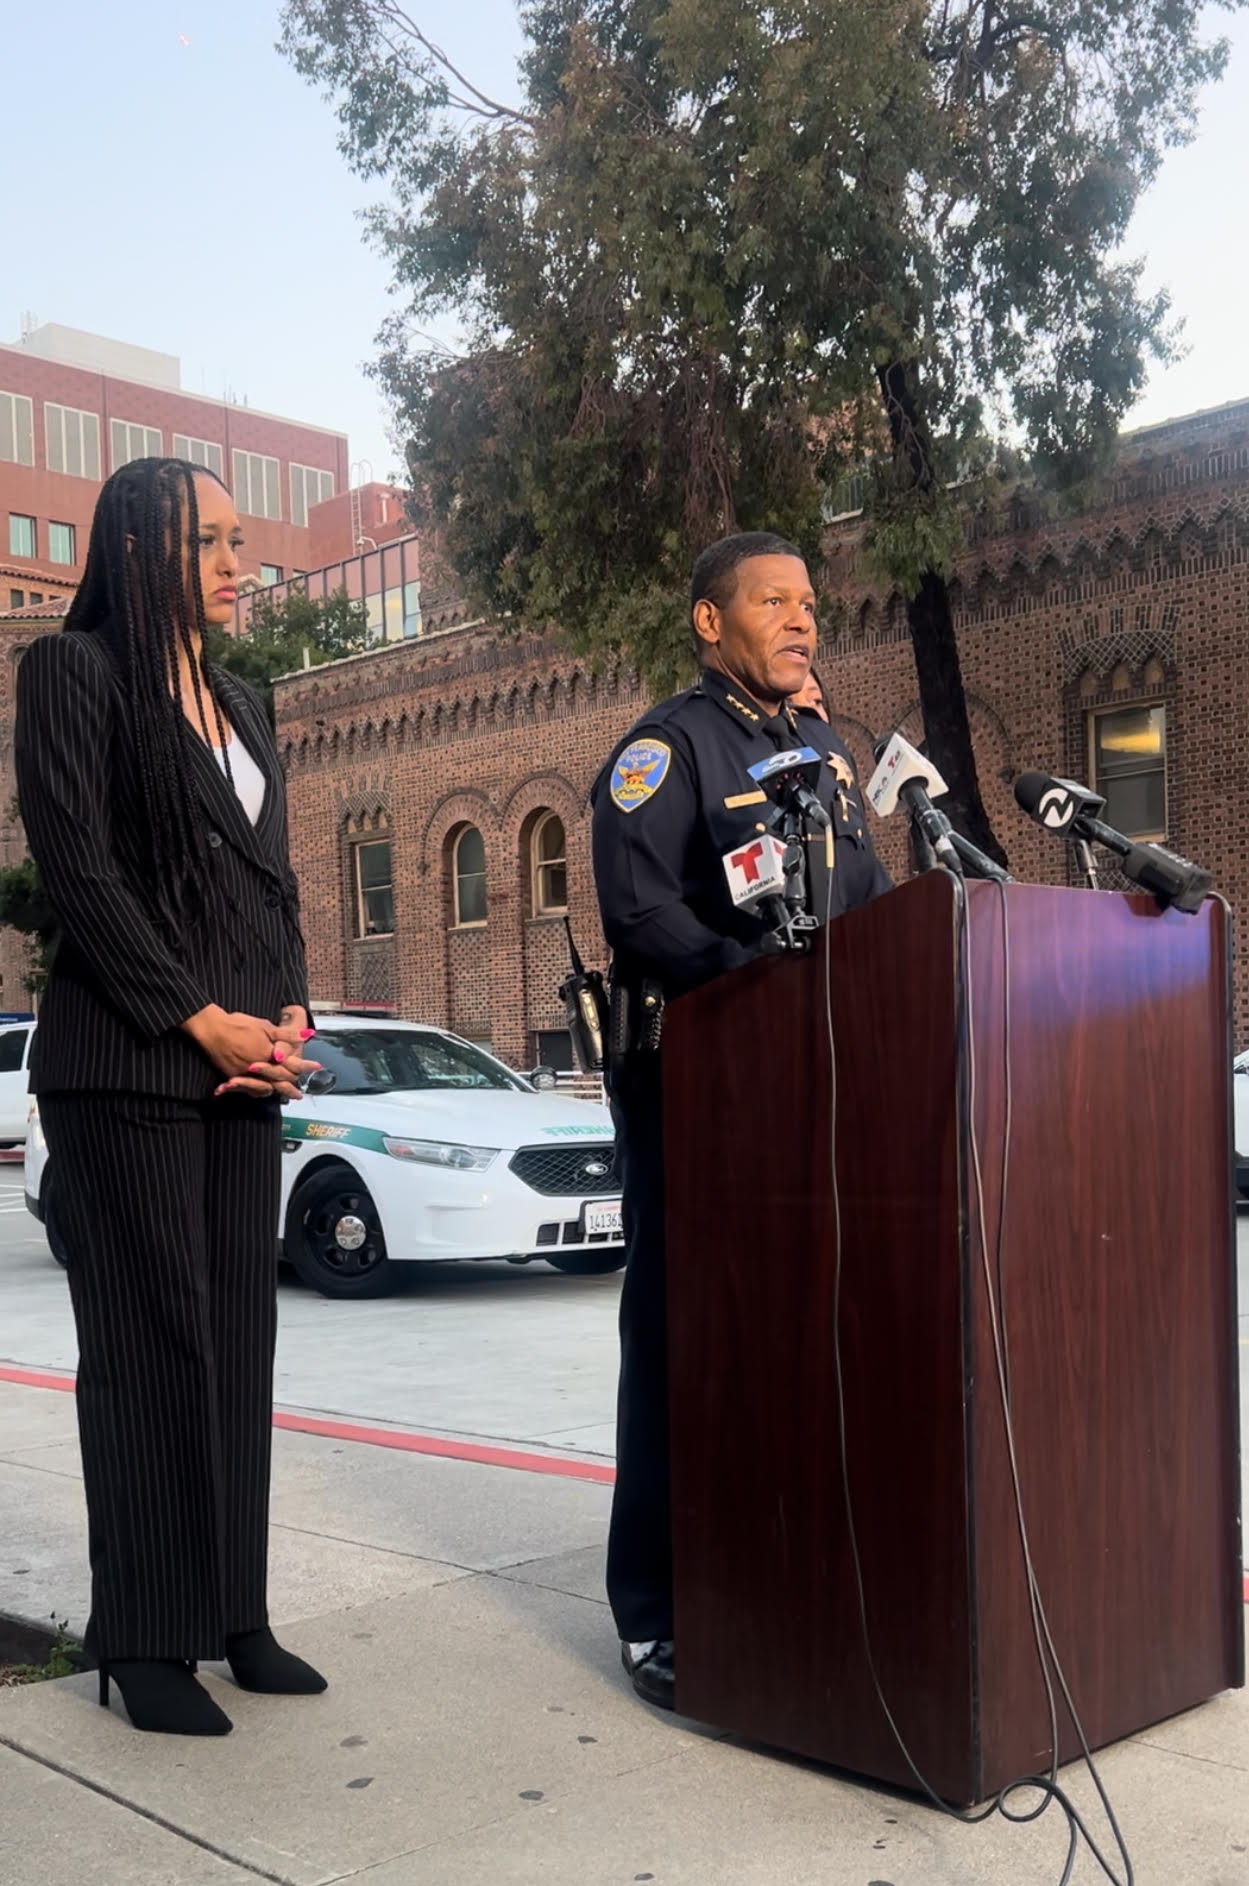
[591,531,892,1711]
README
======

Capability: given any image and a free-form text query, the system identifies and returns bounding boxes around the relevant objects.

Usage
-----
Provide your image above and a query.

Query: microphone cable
[821,867,1136,1884]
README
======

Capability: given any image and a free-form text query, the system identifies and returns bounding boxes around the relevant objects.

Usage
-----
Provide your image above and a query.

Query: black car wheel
[545,1248,626,1276]
[286,1165,396,1299]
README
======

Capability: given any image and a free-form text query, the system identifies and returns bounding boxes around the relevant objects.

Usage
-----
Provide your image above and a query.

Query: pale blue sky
[4,3,1247,480]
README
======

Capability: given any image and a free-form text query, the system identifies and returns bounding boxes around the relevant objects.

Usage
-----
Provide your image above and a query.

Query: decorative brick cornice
[824,499,1249,650]
[279,637,645,772]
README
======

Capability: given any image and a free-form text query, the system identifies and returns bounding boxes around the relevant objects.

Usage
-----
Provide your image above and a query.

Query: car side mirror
[301,1068,337,1097]
[529,1065,558,1091]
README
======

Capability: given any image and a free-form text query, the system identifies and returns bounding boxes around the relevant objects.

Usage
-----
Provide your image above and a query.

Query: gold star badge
[828,752,855,790]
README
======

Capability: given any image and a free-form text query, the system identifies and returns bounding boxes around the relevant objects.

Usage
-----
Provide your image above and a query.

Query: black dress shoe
[225,1627,327,1695]
[98,1661,232,1736]
[621,1639,675,1710]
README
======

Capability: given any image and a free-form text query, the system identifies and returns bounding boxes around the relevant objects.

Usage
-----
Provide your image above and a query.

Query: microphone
[721,834,787,910]
[867,732,963,876]
[747,747,831,829]
[1013,772,1212,914]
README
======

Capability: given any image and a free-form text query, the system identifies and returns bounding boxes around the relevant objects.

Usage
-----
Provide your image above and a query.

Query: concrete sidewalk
[1,1378,1246,1886]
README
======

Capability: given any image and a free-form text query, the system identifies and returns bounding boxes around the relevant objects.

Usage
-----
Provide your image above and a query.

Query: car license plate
[583,1199,623,1238]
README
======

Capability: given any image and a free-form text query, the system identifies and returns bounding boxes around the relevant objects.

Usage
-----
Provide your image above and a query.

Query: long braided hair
[64,457,232,938]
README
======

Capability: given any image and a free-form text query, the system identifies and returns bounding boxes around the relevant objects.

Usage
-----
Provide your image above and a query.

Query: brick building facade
[273,397,1249,1063]
[1,323,349,600]
[1,398,1247,1052]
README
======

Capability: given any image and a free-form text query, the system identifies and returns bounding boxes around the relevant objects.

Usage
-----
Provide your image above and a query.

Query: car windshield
[308,1029,526,1096]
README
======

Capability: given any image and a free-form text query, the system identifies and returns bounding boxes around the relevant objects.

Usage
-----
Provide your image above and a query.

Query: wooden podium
[663,874,1243,1804]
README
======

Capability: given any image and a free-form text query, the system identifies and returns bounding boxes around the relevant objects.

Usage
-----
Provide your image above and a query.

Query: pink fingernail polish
[299,1028,315,1041]
[273,1046,287,1064]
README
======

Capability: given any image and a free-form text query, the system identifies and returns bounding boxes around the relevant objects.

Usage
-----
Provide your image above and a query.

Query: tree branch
[373,1,538,126]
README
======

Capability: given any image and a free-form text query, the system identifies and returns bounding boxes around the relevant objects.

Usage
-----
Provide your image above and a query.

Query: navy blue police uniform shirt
[591,665,893,999]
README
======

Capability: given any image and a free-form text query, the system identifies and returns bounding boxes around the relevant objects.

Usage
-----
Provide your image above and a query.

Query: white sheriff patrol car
[25,1016,624,1298]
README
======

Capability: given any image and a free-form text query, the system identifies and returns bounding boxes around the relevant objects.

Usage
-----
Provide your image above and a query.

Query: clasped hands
[183,1004,322,1103]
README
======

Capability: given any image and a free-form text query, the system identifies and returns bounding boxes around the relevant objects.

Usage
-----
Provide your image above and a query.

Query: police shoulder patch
[610,738,672,813]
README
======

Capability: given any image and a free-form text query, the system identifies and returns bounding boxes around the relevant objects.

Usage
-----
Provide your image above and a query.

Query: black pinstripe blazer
[15,629,309,1100]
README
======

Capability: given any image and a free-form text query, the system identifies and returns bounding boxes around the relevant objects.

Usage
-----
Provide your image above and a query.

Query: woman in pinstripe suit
[15,458,327,1736]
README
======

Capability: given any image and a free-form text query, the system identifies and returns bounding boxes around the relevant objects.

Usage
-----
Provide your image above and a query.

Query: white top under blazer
[213,734,266,827]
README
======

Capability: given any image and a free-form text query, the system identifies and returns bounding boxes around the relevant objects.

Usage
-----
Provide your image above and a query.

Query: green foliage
[1,1618,79,1687]
[208,586,371,717]
[0,849,57,994]
[280,0,1240,676]
[282,0,1241,858]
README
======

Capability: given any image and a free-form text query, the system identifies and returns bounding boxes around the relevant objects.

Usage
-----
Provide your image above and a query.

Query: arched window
[453,825,487,926]
[531,812,567,915]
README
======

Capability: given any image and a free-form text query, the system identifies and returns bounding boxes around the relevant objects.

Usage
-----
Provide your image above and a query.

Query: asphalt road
[0,1161,624,1456]
[1,1162,1247,1521]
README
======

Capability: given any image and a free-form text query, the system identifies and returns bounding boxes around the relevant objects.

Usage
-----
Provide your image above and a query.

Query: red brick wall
[277,641,646,1067]
[276,400,1249,1062]
[307,484,412,567]
[818,403,1249,1038]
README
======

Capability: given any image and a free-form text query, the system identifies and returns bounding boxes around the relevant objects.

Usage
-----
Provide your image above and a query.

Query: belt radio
[558,918,609,1073]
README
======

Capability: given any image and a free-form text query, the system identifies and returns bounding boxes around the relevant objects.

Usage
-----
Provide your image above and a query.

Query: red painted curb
[0,1364,615,1486]
[0,1365,75,1394]
[270,1409,615,1482]
[3,1368,1247,1589]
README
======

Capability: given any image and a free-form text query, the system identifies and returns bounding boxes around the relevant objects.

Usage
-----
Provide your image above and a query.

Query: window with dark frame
[453,826,487,926]
[1089,704,1167,840]
[354,839,395,937]
[260,564,283,586]
[8,514,36,559]
[49,521,75,565]
[0,1028,27,1073]
[535,1029,574,1072]
[531,812,568,915]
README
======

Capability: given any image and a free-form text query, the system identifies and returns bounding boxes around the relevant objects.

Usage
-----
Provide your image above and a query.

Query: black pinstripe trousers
[40,1093,282,1663]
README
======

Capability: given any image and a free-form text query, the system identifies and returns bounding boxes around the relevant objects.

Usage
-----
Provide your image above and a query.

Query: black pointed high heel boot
[225,1627,327,1694]
[97,1660,233,1735]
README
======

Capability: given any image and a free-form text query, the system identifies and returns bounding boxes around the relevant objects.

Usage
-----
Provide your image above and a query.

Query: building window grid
[354,838,395,938]
[233,449,282,522]
[1088,702,1168,841]
[48,521,76,565]
[0,392,34,467]
[172,434,225,480]
[45,402,101,480]
[111,418,163,471]
[8,514,36,560]
[531,813,568,915]
[453,826,488,928]
[290,463,335,528]
[260,564,283,587]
